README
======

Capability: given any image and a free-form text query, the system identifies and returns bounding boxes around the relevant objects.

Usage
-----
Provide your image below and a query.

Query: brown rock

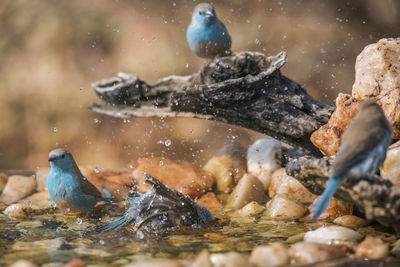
[310,93,360,156]
[86,168,135,201]
[35,168,50,191]
[333,215,368,228]
[131,157,214,199]
[354,236,389,259]
[309,196,353,222]
[352,38,400,138]
[249,243,289,267]
[63,259,86,267]
[0,175,37,204]
[381,140,400,185]
[269,168,315,204]
[289,242,347,264]
[226,174,267,210]
[203,143,247,193]
[197,192,222,209]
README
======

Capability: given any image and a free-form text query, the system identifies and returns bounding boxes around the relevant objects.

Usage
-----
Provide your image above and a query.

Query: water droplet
[93,118,100,124]
[94,167,100,174]
[76,218,83,225]
[51,202,57,208]
[185,63,189,68]
[99,240,105,245]
[165,139,171,147]
[258,24,262,29]
[53,127,58,133]
[159,160,164,166]
[26,200,32,207]
[137,230,145,239]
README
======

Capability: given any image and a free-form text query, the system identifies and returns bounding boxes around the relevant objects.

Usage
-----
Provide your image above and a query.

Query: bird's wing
[73,166,103,198]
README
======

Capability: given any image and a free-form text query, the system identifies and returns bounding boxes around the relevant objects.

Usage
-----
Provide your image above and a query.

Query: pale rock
[381,140,400,185]
[210,252,249,267]
[352,38,400,139]
[269,168,315,204]
[9,260,38,267]
[333,215,368,228]
[237,201,265,217]
[247,138,282,191]
[0,175,37,204]
[203,143,247,193]
[265,195,308,220]
[226,174,267,209]
[35,168,50,191]
[4,203,34,219]
[192,249,212,267]
[354,236,389,259]
[304,226,363,246]
[0,173,7,192]
[249,243,289,267]
[288,242,347,264]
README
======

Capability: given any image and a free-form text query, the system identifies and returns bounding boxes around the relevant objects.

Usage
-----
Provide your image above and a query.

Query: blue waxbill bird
[47,148,113,212]
[312,99,392,221]
[186,3,231,58]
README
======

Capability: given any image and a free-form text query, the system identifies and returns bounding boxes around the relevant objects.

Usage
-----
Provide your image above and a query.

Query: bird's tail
[312,176,342,221]
[95,216,131,233]
[101,187,115,202]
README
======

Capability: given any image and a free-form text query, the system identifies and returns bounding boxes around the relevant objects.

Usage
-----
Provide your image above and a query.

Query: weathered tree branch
[90,52,334,157]
[286,156,400,231]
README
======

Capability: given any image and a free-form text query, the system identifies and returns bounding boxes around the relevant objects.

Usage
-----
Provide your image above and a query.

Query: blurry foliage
[0,0,399,169]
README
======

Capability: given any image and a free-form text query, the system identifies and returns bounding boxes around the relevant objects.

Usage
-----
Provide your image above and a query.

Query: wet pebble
[20,191,52,209]
[226,174,267,209]
[4,203,34,219]
[237,201,265,217]
[12,237,65,250]
[131,157,214,198]
[125,259,185,267]
[308,196,353,222]
[197,192,222,209]
[210,252,249,267]
[354,236,389,259]
[9,260,38,267]
[333,215,368,228]
[381,140,400,185]
[288,242,347,264]
[304,226,363,246]
[15,220,43,230]
[247,138,281,191]
[268,168,315,204]
[249,243,289,267]
[0,175,36,204]
[203,143,247,193]
[265,195,308,220]
[192,249,212,267]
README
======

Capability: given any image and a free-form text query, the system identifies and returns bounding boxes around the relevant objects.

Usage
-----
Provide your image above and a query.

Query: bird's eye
[61,154,65,159]
[199,11,203,15]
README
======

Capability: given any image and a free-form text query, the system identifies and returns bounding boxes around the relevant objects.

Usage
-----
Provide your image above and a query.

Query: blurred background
[1,0,399,170]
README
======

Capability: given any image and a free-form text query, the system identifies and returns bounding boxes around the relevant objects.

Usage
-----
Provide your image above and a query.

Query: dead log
[90,51,334,157]
[286,156,400,232]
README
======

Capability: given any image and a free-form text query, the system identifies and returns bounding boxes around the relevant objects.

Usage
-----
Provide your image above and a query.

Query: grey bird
[312,99,392,221]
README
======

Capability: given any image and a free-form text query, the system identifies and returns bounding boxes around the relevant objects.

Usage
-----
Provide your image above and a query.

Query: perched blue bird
[312,100,392,221]
[186,3,231,58]
[47,148,113,212]
[98,174,217,233]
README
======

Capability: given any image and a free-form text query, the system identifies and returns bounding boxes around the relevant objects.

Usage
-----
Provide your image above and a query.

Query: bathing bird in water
[186,3,231,58]
[47,148,113,212]
[312,100,392,221]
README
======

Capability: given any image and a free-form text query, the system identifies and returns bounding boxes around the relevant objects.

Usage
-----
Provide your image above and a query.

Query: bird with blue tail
[186,3,231,59]
[97,174,217,234]
[47,148,114,212]
[312,99,392,221]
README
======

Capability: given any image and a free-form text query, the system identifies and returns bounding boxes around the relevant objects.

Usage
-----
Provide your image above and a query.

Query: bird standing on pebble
[312,100,392,221]
[186,3,231,58]
[47,148,113,212]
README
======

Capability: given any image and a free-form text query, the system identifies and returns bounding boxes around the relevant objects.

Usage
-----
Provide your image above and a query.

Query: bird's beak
[205,10,214,17]
[48,155,57,162]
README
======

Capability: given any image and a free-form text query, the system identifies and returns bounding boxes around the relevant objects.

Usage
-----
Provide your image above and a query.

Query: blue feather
[312,176,342,221]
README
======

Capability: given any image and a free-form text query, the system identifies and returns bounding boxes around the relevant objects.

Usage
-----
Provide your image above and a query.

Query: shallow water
[0,207,313,266]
